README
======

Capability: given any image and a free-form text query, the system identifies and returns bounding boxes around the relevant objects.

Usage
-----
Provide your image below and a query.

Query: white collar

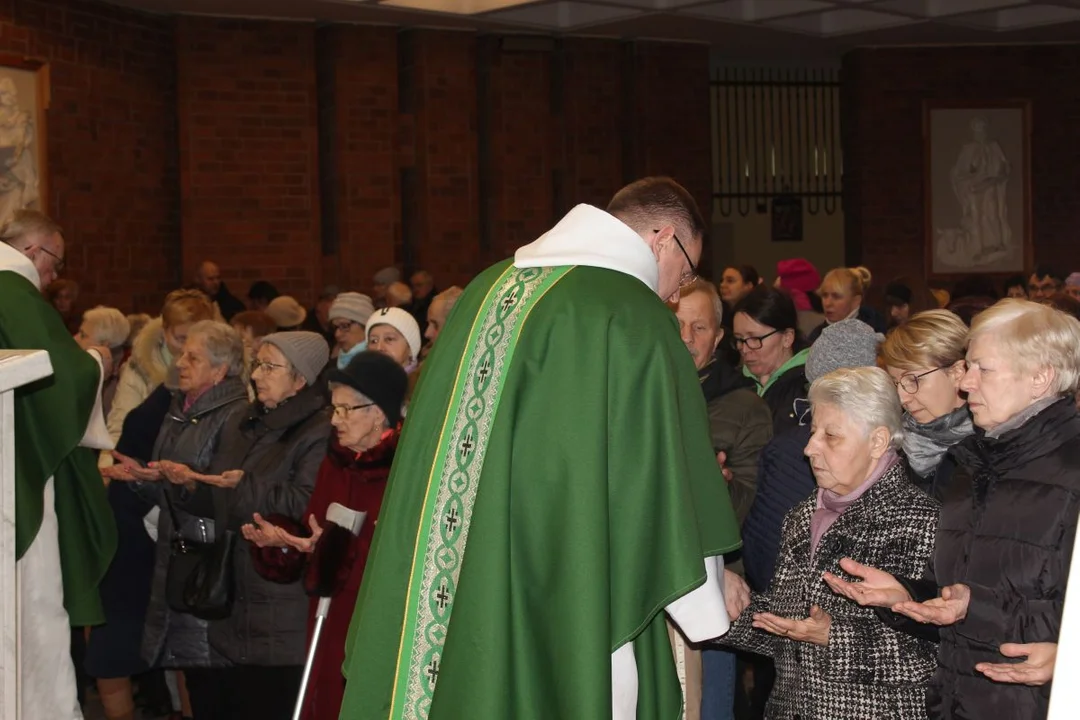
[513,204,659,293]
[0,240,40,288]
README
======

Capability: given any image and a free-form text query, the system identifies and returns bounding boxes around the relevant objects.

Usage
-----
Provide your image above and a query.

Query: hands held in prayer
[822,558,912,608]
[892,583,970,626]
[723,569,751,621]
[753,605,831,646]
[716,451,733,483]
[241,513,323,554]
[975,642,1056,686]
[102,451,162,482]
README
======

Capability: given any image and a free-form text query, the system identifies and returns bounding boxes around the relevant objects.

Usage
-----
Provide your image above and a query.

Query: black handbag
[163,485,236,620]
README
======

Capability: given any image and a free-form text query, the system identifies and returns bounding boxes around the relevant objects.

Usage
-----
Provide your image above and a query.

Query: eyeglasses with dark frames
[653,228,697,287]
[250,359,289,374]
[894,367,942,394]
[332,402,375,418]
[36,245,65,273]
[733,329,780,351]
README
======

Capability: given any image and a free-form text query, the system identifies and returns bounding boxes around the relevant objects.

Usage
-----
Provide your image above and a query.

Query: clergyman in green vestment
[0,210,117,720]
[339,178,741,720]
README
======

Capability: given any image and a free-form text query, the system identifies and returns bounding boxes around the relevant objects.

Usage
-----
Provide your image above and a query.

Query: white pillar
[0,350,54,720]
[1049,525,1080,719]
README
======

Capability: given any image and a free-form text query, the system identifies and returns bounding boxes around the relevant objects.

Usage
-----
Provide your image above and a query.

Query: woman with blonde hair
[878,309,974,499]
[809,266,887,341]
[105,289,216,448]
[827,299,1080,719]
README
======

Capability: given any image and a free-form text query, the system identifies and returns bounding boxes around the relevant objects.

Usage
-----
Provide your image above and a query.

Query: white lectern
[1049,524,1080,718]
[0,350,54,720]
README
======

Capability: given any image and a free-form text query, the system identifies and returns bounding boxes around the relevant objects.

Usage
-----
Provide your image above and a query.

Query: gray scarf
[902,406,975,476]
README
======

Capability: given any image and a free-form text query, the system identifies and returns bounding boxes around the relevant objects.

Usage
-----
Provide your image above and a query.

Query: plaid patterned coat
[719,461,940,720]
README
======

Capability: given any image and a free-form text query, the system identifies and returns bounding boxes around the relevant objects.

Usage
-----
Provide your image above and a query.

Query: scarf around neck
[810,450,898,559]
[902,405,975,476]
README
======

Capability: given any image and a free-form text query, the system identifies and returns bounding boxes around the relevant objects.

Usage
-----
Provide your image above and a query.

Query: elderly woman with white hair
[74,306,131,416]
[720,367,940,719]
[826,299,1080,720]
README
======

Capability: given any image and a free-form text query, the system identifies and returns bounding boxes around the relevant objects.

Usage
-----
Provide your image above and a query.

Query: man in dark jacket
[675,280,772,720]
[194,260,246,321]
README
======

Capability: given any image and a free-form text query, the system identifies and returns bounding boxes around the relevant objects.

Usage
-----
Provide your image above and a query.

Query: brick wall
[0,0,178,313]
[843,45,1080,286]
[0,0,714,310]
[176,16,320,303]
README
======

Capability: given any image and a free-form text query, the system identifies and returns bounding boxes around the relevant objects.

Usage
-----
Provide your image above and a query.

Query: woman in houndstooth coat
[719,367,940,720]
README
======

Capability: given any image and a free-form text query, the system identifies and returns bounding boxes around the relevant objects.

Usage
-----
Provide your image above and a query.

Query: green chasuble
[0,269,117,625]
[340,259,740,720]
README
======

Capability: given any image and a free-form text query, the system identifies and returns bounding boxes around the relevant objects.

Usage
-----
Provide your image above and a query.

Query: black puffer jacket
[207,384,331,667]
[141,377,249,669]
[917,398,1080,719]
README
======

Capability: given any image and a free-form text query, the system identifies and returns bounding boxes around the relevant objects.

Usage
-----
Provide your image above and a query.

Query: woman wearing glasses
[155,330,332,718]
[827,300,1080,720]
[242,350,408,720]
[733,286,810,435]
[878,310,973,500]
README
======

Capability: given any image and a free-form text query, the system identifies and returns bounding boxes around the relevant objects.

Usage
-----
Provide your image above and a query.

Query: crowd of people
[3,174,1079,720]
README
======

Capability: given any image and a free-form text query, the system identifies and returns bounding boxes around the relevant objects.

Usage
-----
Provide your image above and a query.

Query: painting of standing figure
[925,102,1031,276]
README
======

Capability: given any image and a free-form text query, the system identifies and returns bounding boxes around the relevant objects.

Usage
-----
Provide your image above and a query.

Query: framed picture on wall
[923,100,1032,278]
[0,55,49,224]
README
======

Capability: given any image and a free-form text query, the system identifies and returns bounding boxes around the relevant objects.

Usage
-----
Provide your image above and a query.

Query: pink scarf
[810,450,898,560]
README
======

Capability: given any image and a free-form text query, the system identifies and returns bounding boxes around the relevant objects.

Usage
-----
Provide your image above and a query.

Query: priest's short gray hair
[187,320,245,378]
[809,367,904,448]
[0,209,62,248]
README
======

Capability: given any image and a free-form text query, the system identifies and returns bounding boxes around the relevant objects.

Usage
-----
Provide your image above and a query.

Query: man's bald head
[195,260,222,296]
[425,286,463,344]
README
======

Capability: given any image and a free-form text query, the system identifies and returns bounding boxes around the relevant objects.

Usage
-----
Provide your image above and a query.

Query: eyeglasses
[250,359,288,374]
[332,321,357,332]
[733,329,779,350]
[654,229,697,287]
[36,245,64,273]
[894,367,942,394]
[332,402,374,418]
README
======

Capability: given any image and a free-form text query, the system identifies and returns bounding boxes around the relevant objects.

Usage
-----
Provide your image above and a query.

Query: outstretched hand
[891,583,970,626]
[241,513,323,554]
[975,642,1056,686]
[752,605,831,646]
[108,451,162,482]
[823,558,912,608]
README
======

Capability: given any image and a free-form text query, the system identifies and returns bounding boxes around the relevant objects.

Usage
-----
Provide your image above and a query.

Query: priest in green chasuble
[340,177,741,720]
[0,210,117,720]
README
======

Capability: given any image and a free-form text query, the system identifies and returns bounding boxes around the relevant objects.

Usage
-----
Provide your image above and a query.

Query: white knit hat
[367,307,422,361]
[328,292,374,327]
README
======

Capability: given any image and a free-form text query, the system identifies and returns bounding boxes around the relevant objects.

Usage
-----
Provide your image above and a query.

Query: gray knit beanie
[260,331,330,386]
[328,292,375,327]
[806,319,883,383]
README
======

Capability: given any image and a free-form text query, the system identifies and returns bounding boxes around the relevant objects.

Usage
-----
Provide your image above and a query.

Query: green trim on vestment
[390,265,571,720]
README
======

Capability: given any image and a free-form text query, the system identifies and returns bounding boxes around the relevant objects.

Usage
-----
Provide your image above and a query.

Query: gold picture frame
[0,54,49,223]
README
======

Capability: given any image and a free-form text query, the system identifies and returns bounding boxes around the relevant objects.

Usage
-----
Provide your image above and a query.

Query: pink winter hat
[776,259,821,311]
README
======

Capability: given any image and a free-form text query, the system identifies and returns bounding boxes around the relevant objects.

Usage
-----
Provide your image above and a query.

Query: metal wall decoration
[771,194,803,241]
[711,67,842,219]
